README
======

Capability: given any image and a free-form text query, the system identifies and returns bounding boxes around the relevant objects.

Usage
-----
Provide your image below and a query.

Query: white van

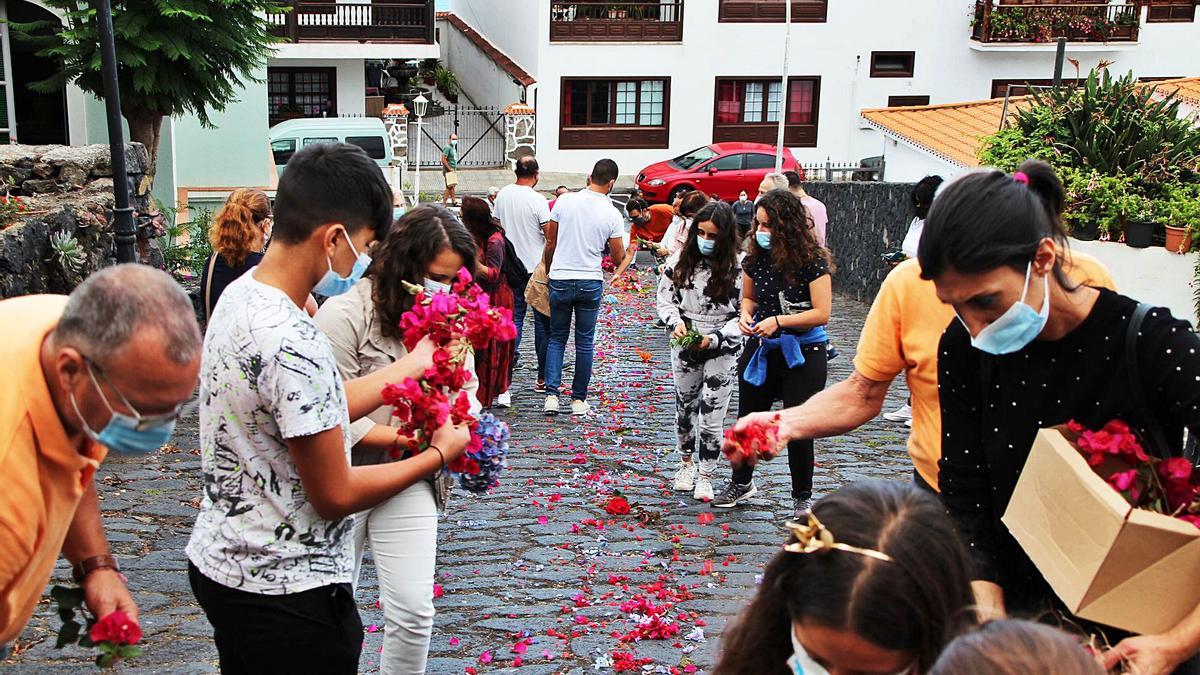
[269,117,394,175]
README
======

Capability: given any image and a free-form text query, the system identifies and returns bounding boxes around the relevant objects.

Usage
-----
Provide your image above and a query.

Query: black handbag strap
[1125,302,1197,462]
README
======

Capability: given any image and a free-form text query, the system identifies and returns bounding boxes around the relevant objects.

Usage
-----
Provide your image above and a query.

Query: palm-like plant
[1023,69,1200,183]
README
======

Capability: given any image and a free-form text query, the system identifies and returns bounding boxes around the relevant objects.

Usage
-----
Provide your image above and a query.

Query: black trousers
[188,562,362,675]
[732,340,828,499]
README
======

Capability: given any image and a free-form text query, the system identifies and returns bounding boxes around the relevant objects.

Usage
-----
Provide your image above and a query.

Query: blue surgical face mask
[961,261,1050,355]
[696,237,716,256]
[70,360,178,454]
[756,231,772,250]
[392,207,405,223]
[424,278,452,295]
[314,229,371,297]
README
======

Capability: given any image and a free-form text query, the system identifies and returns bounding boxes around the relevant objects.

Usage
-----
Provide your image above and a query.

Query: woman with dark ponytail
[920,159,1200,675]
[715,480,975,674]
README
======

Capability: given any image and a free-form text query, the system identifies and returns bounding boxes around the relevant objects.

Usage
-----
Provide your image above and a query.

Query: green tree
[9,1,282,178]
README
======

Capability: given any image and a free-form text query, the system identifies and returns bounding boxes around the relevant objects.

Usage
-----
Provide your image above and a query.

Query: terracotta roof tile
[861,98,1028,167]
[437,12,536,88]
[1153,77,1200,109]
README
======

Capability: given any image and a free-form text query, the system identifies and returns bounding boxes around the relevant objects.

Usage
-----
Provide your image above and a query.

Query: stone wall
[0,143,154,298]
[804,181,916,302]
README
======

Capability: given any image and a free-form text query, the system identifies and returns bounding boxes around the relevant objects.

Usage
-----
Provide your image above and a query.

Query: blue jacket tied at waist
[742,326,828,386]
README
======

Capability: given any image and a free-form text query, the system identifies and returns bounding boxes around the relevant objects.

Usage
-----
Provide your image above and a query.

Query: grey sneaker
[712,481,758,508]
[672,461,697,491]
[792,498,813,520]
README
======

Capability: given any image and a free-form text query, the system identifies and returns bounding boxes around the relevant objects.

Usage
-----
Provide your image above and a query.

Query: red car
[635,142,803,203]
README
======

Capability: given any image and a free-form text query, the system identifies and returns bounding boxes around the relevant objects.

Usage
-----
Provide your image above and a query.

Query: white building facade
[446,0,1200,176]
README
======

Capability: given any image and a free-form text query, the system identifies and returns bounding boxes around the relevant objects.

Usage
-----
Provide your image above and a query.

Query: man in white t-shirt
[541,158,625,416]
[493,156,552,401]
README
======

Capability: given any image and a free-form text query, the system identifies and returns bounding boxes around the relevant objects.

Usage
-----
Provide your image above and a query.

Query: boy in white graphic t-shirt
[186,143,470,674]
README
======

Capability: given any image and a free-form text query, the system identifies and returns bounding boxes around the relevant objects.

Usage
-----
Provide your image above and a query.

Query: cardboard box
[1003,428,1200,635]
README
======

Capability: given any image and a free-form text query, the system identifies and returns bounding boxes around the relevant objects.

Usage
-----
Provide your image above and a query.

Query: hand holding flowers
[384,268,516,493]
[723,413,784,467]
[50,586,142,669]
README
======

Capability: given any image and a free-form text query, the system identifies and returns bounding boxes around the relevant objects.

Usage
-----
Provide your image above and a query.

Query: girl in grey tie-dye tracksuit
[655,201,746,502]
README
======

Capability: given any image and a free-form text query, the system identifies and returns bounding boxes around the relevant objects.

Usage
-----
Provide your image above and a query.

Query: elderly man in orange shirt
[0,264,201,656]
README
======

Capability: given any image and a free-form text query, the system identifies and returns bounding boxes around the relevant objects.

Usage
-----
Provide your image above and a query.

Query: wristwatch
[71,554,122,584]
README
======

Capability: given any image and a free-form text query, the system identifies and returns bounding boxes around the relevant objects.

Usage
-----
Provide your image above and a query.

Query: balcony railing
[550,2,684,42]
[971,1,1141,44]
[270,1,435,43]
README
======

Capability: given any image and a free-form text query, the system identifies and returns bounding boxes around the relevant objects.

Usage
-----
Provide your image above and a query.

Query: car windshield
[670,146,718,170]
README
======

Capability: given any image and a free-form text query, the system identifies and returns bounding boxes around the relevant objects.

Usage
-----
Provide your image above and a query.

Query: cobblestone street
[7,267,913,674]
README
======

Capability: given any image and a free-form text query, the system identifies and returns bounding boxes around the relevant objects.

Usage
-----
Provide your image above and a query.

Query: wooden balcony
[717,0,828,23]
[270,1,435,43]
[549,2,684,42]
[971,1,1141,44]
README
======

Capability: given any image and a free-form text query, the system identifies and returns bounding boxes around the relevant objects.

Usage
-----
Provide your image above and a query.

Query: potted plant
[1062,167,1103,241]
[434,67,460,104]
[1166,196,1195,254]
[1111,7,1138,40]
[1114,191,1155,248]
[1156,183,1199,253]
[418,58,441,86]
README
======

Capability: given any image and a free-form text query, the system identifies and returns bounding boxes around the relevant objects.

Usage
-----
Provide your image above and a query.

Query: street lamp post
[413,94,428,206]
[95,0,137,263]
[774,0,792,174]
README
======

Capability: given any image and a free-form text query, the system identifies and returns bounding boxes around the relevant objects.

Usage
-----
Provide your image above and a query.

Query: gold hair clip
[783,513,894,563]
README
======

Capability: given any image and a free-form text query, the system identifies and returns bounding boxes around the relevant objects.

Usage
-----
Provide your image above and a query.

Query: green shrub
[159,206,214,279]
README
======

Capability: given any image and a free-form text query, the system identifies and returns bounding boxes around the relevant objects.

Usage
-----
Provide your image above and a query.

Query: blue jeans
[511,276,530,358]
[545,278,602,401]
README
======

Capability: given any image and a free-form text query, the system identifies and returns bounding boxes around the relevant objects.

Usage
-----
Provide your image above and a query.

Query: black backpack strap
[1125,303,1181,459]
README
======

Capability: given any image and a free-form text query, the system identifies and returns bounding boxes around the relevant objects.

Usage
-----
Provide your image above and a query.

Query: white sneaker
[495,391,512,408]
[571,399,590,415]
[693,474,715,501]
[544,396,560,414]
[673,462,697,491]
[905,418,913,428]
[882,403,913,423]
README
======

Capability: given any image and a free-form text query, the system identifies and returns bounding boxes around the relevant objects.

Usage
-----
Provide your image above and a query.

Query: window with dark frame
[717,0,828,23]
[870,52,916,78]
[268,67,337,123]
[713,76,820,147]
[888,95,931,107]
[563,78,666,127]
[1147,0,1196,22]
[990,78,1055,99]
[560,77,670,149]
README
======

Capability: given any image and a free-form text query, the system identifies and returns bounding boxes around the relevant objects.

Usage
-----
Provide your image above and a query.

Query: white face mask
[788,629,831,675]
[423,278,452,295]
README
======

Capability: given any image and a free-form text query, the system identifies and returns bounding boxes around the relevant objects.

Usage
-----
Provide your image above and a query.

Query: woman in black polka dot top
[919,160,1200,674]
